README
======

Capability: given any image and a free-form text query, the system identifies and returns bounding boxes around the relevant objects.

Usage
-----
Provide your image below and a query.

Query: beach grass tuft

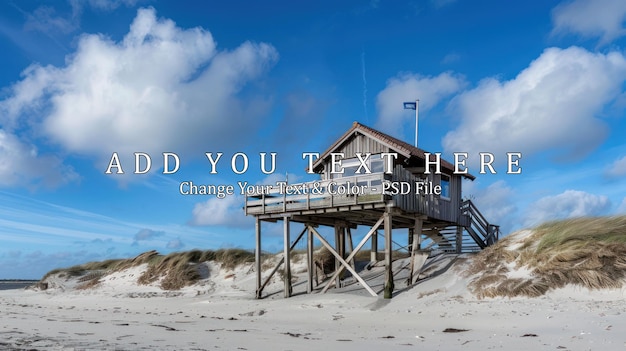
[467,216,626,298]
[40,248,259,291]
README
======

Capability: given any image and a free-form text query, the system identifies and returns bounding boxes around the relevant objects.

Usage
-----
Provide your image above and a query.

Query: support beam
[307,225,314,293]
[283,217,292,298]
[255,218,262,299]
[334,225,341,289]
[321,215,384,295]
[309,225,378,297]
[371,230,378,263]
[384,209,394,299]
[408,218,424,286]
[346,227,355,270]
[456,225,463,254]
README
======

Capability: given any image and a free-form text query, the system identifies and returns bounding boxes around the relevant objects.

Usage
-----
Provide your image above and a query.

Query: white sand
[2,254,626,350]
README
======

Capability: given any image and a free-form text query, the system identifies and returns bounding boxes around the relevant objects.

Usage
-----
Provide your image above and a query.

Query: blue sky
[1,0,626,279]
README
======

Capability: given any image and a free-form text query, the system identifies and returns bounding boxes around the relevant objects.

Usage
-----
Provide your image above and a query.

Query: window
[330,153,385,179]
[370,154,384,173]
[440,174,450,199]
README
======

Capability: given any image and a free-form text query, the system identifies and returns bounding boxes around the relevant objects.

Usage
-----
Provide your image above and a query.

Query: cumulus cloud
[552,0,626,45]
[188,173,297,228]
[0,129,78,188]
[1,7,278,167]
[166,237,184,250]
[443,47,626,165]
[523,190,611,227]
[189,195,249,228]
[605,155,626,178]
[133,228,165,241]
[375,72,465,136]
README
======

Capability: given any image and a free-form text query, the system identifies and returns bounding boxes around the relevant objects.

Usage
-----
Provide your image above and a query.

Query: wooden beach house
[245,122,499,298]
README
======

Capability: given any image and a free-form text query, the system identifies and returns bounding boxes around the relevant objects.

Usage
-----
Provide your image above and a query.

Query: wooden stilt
[307,225,314,294]
[334,225,341,289]
[456,225,463,254]
[346,227,355,270]
[408,218,424,286]
[384,209,394,299]
[371,229,378,263]
[255,218,262,299]
[407,227,413,287]
[417,226,423,250]
[340,227,345,258]
[283,217,292,298]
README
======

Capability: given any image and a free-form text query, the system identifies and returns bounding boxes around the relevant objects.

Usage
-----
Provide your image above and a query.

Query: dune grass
[533,216,626,251]
[41,248,258,291]
[466,216,626,298]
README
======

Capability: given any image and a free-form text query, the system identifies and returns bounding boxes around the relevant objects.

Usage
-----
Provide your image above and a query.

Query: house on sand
[245,122,499,298]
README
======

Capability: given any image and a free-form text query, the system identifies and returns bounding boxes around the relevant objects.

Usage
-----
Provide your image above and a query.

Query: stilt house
[245,122,499,299]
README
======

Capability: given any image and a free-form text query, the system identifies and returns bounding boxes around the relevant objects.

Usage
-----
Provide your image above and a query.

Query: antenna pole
[414,99,419,148]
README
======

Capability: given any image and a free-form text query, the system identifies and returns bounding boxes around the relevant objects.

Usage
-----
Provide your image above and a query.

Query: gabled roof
[312,121,475,180]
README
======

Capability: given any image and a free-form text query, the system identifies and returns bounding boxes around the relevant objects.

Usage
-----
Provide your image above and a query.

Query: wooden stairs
[420,200,500,254]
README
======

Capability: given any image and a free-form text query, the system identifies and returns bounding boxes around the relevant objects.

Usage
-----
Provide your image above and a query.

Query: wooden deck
[245,173,387,216]
[245,168,461,225]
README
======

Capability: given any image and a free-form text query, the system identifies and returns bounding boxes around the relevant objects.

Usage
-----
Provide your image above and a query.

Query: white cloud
[24,5,78,34]
[443,47,626,165]
[605,155,626,178]
[188,173,299,228]
[1,7,278,165]
[0,129,78,188]
[166,237,184,250]
[375,72,465,136]
[189,195,250,228]
[523,190,611,227]
[133,228,164,241]
[552,0,626,45]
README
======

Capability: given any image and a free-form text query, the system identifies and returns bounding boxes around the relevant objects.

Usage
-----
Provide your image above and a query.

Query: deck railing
[246,167,458,224]
[245,173,387,216]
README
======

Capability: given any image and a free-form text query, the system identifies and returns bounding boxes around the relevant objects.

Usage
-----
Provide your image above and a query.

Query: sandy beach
[2,250,626,351]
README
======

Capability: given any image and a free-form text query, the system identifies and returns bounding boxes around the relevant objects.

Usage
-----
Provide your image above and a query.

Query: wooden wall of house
[391,166,464,224]
[315,131,466,226]
[320,133,390,179]
[449,174,462,222]
[431,172,462,223]
[336,133,389,157]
